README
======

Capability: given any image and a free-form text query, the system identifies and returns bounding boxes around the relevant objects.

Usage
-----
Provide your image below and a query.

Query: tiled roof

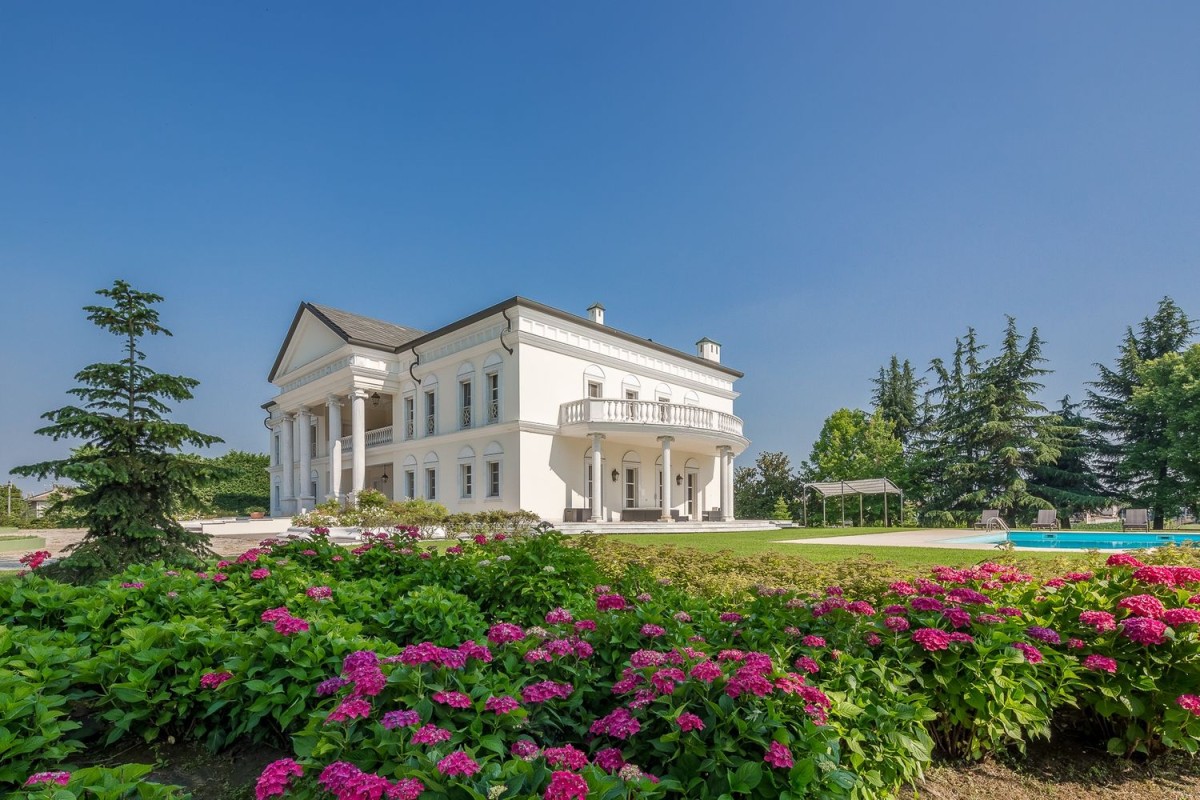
[306,303,425,350]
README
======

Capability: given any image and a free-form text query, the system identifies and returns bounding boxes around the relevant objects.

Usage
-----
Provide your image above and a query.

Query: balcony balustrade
[559,399,743,438]
[340,425,393,452]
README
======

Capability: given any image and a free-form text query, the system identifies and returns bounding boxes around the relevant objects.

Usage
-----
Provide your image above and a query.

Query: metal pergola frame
[801,478,903,527]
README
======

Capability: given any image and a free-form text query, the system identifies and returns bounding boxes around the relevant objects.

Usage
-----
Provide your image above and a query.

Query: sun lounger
[973,509,1000,530]
[1122,508,1149,532]
[1030,509,1059,530]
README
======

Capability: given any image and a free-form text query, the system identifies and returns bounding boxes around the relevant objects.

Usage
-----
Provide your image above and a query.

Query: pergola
[802,478,903,527]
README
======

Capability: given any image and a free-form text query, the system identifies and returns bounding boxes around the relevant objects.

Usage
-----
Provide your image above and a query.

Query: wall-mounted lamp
[371,392,381,407]
[381,472,389,483]
[675,474,683,486]
[611,468,620,482]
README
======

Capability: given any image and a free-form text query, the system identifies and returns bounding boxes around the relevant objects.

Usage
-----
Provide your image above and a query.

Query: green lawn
[595,527,1096,569]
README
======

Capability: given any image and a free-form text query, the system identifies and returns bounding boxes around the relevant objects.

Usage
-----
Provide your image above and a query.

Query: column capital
[717,445,732,455]
[298,408,313,419]
[657,435,675,444]
[326,395,344,408]
[589,432,606,441]
[281,411,296,421]
[351,388,371,400]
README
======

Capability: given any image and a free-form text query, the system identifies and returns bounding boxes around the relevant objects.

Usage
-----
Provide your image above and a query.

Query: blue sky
[3,3,1199,491]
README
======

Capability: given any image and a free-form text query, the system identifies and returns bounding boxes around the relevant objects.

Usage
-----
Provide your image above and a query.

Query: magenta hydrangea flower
[794,656,819,674]
[1117,594,1166,620]
[521,681,573,704]
[640,623,666,638]
[1177,695,1200,715]
[24,772,71,787]
[595,593,629,612]
[325,698,372,723]
[544,770,589,800]
[1025,626,1061,644]
[544,745,590,770]
[433,691,471,709]
[590,707,641,740]
[1106,553,1145,568]
[1011,642,1044,664]
[719,612,744,623]
[1132,566,1176,586]
[511,739,540,759]
[436,750,481,777]
[801,635,826,647]
[381,709,421,729]
[1079,610,1117,632]
[1122,617,1168,645]
[545,607,573,624]
[274,616,309,635]
[120,582,145,589]
[261,606,291,622]
[254,759,302,800]
[885,615,910,632]
[690,660,722,683]
[199,671,233,689]
[250,568,270,580]
[316,677,350,696]
[676,712,705,731]
[1082,654,1118,673]
[763,740,794,769]
[306,585,332,599]
[487,622,525,644]
[911,628,951,651]
[910,596,945,612]
[485,695,520,714]
[593,747,625,771]
[943,608,971,629]
[1164,608,1200,627]
[411,724,453,745]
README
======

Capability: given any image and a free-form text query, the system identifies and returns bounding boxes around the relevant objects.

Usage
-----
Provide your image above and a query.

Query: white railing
[487,400,499,424]
[339,425,394,452]
[461,407,472,428]
[558,399,744,438]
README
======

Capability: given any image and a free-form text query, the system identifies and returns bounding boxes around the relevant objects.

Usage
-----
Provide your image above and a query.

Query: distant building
[24,489,57,518]
[263,297,748,523]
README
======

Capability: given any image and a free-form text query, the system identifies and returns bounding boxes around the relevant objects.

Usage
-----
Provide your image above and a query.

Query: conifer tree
[871,355,923,444]
[12,280,222,580]
[1087,297,1195,529]
[1028,396,1109,522]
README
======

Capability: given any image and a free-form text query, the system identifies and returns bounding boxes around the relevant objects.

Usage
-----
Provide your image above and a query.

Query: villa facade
[263,297,748,523]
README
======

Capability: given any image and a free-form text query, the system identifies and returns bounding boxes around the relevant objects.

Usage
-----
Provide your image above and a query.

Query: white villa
[264,297,748,524]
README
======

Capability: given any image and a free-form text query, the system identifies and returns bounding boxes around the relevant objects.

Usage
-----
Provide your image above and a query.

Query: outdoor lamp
[381,472,389,483]
[675,474,683,485]
[611,468,619,482]
[371,392,381,407]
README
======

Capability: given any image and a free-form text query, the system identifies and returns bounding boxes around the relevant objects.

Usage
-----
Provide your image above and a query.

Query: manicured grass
[598,526,1095,569]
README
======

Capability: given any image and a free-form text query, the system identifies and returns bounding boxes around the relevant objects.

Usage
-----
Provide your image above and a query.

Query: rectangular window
[425,468,437,501]
[587,381,602,398]
[404,470,415,500]
[625,468,637,508]
[460,381,472,429]
[310,423,318,457]
[461,463,473,499]
[656,469,663,505]
[403,396,415,439]
[486,372,500,424]
[273,434,280,466]
[585,464,594,509]
[486,460,501,498]
[425,390,437,436]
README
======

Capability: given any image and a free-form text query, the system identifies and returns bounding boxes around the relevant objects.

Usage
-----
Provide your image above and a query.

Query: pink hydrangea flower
[521,681,573,704]
[590,707,641,740]
[1164,608,1200,627]
[199,671,233,689]
[676,712,705,731]
[1082,654,1118,673]
[544,745,590,770]
[511,739,540,759]
[1079,610,1117,632]
[254,759,302,800]
[1177,695,1200,715]
[1117,595,1166,619]
[690,660,722,683]
[801,635,826,647]
[544,770,589,800]
[593,747,625,771]
[485,695,520,714]
[885,615,910,632]
[487,622,525,644]
[274,616,309,635]
[1011,642,1044,664]
[436,750,481,777]
[24,772,71,787]
[325,698,371,723]
[1132,566,1176,586]
[1106,553,1145,568]
[911,628,951,651]
[1122,617,1168,645]
[433,691,471,709]
[596,594,629,611]
[794,656,820,674]
[381,709,420,729]
[411,724,453,745]
[764,740,794,769]
[545,607,573,624]
[306,585,332,599]
[640,624,666,637]
[250,568,270,580]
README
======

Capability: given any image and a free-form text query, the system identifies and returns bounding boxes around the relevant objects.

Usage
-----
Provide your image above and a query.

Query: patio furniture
[1030,509,1059,530]
[973,509,1001,530]
[1122,508,1150,532]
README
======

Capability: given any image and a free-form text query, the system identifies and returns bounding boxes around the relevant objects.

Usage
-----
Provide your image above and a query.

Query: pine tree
[1028,396,1108,523]
[871,355,923,444]
[12,280,223,581]
[1087,297,1195,529]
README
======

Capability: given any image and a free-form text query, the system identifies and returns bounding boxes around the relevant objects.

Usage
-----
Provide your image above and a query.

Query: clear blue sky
[3,3,1199,491]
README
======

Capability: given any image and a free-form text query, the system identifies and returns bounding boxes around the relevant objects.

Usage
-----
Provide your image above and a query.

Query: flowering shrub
[4,528,1200,795]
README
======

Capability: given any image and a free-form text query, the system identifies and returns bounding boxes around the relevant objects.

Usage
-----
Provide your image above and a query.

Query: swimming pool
[947,530,1200,551]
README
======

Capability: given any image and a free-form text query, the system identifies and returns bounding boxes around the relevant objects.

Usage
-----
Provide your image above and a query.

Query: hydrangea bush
[3,527,1200,798]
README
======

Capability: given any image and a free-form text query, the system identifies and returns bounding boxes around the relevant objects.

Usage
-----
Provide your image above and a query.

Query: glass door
[624,467,638,508]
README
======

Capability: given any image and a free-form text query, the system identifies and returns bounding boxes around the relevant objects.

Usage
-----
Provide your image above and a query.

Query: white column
[658,436,673,522]
[297,408,313,511]
[351,388,368,499]
[590,433,604,522]
[326,396,343,501]
[280,413,295,507]
[718,446,733,521]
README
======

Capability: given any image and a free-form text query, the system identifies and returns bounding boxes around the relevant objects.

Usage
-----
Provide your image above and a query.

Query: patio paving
[781,528,1002,550]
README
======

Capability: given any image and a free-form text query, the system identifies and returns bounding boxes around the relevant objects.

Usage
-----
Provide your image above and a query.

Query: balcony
[340,425,393,452]
[558,399,745,445]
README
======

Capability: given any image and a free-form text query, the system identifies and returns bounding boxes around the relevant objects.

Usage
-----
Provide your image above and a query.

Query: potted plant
[246,506,267,520]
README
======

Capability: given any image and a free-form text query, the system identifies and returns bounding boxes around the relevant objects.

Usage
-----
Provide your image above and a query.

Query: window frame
[485,459,501,499]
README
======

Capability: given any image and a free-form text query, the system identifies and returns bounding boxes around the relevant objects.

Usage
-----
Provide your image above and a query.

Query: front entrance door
[624,467,639,508]
[686,473,696,517]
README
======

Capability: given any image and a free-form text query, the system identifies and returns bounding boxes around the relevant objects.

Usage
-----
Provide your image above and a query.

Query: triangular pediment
[270,307,351,383]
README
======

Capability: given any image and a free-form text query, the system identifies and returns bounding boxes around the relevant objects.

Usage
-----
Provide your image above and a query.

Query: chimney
[696,337,721,363]
[587,303,605,325]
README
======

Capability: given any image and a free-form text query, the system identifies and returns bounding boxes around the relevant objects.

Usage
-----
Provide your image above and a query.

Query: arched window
[422,452,439,501]
[483,441,504,499]
[457,445,475,500]
[402,455,418,500]
[583,364,606,398]
[683,390,699,406]
[621,451,641,509]
[457,363,476,430]
[422,375,439,437]
[483,352,503,425]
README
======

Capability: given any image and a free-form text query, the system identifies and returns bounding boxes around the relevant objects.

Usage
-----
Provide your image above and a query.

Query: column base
[722,515,734,522]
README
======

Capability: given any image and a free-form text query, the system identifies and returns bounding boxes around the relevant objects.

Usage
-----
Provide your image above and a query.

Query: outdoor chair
[1122,508,1150,532]
[973,509,1000,530]
[1030,509,1059,530]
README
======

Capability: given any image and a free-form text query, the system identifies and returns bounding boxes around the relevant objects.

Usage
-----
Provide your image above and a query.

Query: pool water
[948,530,1200,551]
